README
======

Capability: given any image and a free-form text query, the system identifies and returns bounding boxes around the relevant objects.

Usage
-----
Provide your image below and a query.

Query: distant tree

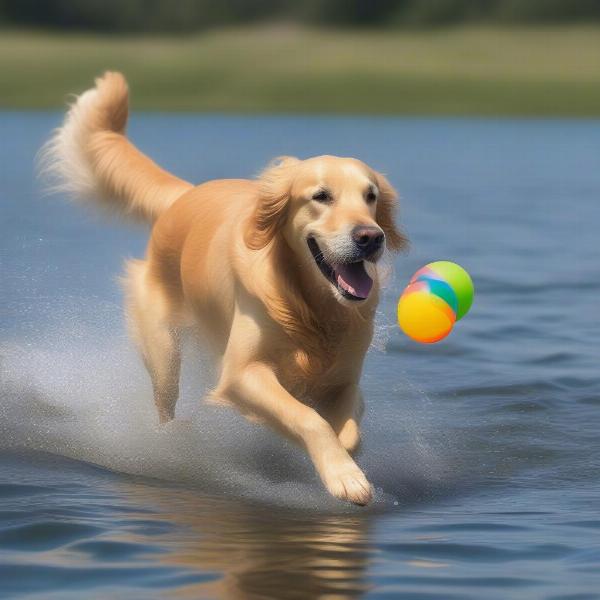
[1,0,599,31]
[393,0,493,26]
[298,0,403,26]
[494,0,600,23]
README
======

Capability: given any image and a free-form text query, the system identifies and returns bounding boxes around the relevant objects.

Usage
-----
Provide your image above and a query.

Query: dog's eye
[366,190,377,203]
[312,190,331,203]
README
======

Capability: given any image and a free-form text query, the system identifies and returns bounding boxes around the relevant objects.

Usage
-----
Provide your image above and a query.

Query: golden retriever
[42,72,407,505]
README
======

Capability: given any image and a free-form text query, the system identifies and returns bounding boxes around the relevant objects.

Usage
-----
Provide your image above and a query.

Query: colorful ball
[410,261,474,321]
[398,261,474,343]
[397,280,457,343]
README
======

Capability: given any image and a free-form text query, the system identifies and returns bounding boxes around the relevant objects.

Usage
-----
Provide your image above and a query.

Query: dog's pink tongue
[335,262,373,299]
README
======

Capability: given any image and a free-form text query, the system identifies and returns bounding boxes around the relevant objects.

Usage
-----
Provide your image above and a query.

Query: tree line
[2,0,599,32]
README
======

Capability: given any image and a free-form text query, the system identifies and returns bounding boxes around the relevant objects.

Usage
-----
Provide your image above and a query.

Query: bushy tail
[39,71,193,223]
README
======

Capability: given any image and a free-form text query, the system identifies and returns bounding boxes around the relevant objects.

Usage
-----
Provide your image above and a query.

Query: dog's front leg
[219,362,372,505]
[321,384,364,455]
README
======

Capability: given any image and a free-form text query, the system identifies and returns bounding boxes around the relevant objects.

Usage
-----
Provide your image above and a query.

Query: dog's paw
[337,419,361,454]
[157,417,193,434]
[322,461,373,506]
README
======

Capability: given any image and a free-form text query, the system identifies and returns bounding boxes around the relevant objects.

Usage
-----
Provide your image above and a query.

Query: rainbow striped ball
[397,261,474,343]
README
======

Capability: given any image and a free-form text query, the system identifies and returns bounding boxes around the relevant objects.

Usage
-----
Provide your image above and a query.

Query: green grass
[1,25,600,115]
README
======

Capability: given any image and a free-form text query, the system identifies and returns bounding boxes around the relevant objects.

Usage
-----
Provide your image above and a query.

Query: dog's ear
[374,171,409,252]
[245,156,300,250]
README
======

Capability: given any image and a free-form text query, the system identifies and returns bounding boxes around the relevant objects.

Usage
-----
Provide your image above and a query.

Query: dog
[41,72,407,505]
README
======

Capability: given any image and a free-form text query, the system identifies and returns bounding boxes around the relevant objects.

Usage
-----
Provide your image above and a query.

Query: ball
[397,280,457,343]
[410,261,474,321]
[398,261,474,343]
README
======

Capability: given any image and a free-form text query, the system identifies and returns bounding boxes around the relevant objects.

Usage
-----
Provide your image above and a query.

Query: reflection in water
[118,482,372,599]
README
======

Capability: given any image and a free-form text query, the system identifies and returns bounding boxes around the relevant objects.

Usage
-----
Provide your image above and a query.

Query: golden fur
[41,72,407,505]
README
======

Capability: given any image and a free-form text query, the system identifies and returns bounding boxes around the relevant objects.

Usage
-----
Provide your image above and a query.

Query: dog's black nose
[352,226,385,256]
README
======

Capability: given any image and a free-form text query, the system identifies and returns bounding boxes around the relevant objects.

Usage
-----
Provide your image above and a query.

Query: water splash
[0,297,455,511]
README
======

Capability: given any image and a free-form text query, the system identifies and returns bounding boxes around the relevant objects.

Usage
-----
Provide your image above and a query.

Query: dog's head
[245,155,407,303]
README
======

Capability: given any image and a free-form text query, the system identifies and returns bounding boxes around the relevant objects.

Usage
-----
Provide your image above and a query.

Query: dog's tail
[39,71,193,223]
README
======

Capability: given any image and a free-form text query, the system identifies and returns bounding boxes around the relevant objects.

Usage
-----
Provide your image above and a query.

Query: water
[1,112,599,599]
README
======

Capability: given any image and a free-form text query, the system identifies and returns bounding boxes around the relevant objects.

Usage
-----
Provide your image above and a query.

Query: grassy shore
[1,25,599,115]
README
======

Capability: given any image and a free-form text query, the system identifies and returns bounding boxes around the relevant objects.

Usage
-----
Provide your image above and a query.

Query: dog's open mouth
[307,237,373,301]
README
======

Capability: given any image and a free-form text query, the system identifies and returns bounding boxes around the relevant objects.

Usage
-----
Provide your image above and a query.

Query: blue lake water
[1,112,599,599]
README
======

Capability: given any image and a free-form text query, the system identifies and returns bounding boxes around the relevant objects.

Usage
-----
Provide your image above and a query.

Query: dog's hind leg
[123,259,182,423]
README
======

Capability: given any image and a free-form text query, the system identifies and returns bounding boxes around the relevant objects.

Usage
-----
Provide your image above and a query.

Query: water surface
[1,112,599,599]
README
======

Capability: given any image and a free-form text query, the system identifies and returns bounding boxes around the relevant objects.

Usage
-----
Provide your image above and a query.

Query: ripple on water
[0,483,50,498]
[558,520,600,530]
[0,521,104,552]
[383,541,573,562]
[527,351,578,366]
[376,574,540,589]
[0,564,218,596]
[490,400,551,413]
[547,594,600,600]
[446,380,565,399]
[71,539,164,560]
[405,522,531,533]
[576,395,600,406]
[112,518,177,536]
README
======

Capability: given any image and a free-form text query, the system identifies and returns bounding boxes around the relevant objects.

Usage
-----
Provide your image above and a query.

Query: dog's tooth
[337,273,356,296]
